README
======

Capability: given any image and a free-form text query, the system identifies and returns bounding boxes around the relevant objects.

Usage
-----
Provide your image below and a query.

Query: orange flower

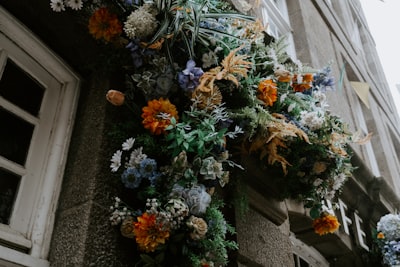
[134,212,170,253]
[88,7,122,43]
[292,74,313,92]
[274,68,292,83]
[142,98,178,135]
[106,90,125,106]
[312,213,340,235]
[377,232,385,239]
[257,79,277,106]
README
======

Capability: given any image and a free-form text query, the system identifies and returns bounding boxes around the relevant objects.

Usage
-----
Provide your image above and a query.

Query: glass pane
[0,168,20,225]
[0,59,44,116]
[0,108,34,165]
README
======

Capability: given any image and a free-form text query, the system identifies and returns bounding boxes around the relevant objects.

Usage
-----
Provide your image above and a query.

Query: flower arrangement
[51,0,370,265]
[375,213,400,266]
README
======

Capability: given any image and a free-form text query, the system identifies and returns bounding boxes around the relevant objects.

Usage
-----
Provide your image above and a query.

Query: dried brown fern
[244,113,310,175]
[197,46,252,93]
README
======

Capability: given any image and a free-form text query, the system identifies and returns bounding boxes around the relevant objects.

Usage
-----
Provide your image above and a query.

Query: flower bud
[106,90,125,106]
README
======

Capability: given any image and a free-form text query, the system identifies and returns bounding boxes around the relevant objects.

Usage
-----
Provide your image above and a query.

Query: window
[290,233,329,267]
[0,7,80,267]
[260,0,296,58]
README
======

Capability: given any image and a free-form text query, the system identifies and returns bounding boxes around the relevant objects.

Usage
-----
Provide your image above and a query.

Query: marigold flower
[134,212,170,252]
[274,68,292,83]
[257,79,277,106]
[312,213,340,235]
[292,74,314,92]
[106,90,125,106]
[88,7,122,43]
[377,232,385,239]
[141,98,179,135]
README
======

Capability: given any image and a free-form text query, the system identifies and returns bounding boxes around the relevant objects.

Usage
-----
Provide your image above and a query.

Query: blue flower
[121,167,142,189]
[139,158,161,185]
[126,40,156,68]
[178,60,204,93]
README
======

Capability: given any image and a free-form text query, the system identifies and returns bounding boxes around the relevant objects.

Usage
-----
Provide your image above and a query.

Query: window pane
[0,108,34,165]
[0,59,44,116]
[0,168,20,225]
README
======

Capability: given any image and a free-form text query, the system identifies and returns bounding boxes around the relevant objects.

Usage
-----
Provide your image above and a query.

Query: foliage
[52,0,369,265]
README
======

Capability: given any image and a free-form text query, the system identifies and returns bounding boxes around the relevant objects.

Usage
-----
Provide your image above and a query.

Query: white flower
[66,0,83,10]
[128,147,147,167]
[122,137,135,151]
[377,214,400,240]
[124,4,158,39]
[300,110,325,131]
[110,150,122,172]
[50,0,65,12]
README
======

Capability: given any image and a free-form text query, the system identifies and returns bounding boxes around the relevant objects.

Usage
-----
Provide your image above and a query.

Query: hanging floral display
[375,213,400,266]
[51,0,370,266]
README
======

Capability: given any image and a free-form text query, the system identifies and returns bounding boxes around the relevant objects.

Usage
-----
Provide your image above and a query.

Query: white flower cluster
[50,0,83,12]
[124,4,158,39]
[299,109,325,131]
[377,213,400,240]
[109,197,134,226]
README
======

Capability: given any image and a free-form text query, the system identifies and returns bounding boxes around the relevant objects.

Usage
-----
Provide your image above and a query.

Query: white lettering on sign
[338,199,352,235]
[323,199,370,251]
[354,212,369,251]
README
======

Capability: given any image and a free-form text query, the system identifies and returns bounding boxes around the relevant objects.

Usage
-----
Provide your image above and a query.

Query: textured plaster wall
[236,208,294,267]
[48,76,133,266]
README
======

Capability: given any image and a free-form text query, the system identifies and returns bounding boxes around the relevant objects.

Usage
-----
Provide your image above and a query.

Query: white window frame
[260,0,297,59]
[350,88,381,177]
[0,7,80,267]
[290,233,330,267]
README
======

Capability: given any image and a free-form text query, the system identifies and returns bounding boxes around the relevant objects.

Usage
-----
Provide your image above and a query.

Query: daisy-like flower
[312,212,340,235]
[134,212,170,252]
[110,150,122,172]
[122,137,135,151]
[66,0,83,10]
[257,79,277,106]
[128,147,147,168]
[50,0,65,12]
[88,7,122,43]
[141,98,179,135]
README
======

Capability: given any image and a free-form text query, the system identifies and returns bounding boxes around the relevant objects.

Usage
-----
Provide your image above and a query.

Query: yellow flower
[141,98,178,135]
[134,212,170,253]
[106,90,125,106]
[88,7,122,43]
[312,213,340,235]
[377,232,385,239]
[257,79,277,106]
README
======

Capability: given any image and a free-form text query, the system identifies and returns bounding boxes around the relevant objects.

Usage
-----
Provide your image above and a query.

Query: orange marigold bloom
[88,7,122,43]
[142,98,179,135]
[377,232,385,239]
[134,212,170,253]
[257,79,278,106]
[292,74,314,92]
[312,213,340,235]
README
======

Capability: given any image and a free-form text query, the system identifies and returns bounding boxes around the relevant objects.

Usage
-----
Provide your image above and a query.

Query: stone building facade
[1,0,400,266]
